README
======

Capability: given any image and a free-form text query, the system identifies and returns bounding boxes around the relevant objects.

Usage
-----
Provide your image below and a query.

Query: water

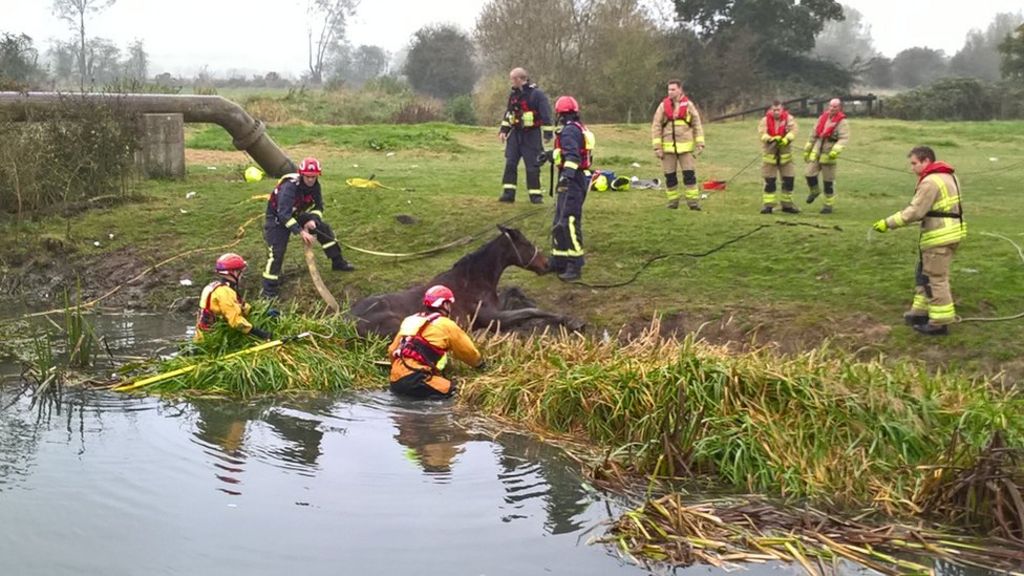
[0,313,1004,576]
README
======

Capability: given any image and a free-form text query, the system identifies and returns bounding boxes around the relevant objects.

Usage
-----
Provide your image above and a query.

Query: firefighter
[872,146,966,336]
[387,285,486,399]
[260,156,354,299]
[548,95,593,282]
[195,253,272,342]
[758,100,800,214]
[804,98,850,214]
[652,79,705,210]
[498,67,554,204]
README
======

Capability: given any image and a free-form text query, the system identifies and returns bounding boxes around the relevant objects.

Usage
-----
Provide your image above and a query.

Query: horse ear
[497,224,509,234]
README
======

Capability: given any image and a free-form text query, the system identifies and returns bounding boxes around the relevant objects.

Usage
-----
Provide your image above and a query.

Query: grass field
[3,117,1024,377]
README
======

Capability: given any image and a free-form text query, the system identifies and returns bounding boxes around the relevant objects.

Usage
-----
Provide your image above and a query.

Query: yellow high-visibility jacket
[884,166,966,249]
[194,281,254,341]
[388,313,482,382]
[651,97,705,154]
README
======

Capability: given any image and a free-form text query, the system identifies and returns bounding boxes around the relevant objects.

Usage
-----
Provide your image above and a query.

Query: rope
[722,154,762,187]
[570,221,837,289]
[957,232,1024,323]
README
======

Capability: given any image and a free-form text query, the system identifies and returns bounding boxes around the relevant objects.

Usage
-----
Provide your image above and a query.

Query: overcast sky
[2,0,1022,77]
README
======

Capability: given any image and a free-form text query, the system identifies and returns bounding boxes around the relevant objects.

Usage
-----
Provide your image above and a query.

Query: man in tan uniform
[757,100,799,214]
[651,80,705,210]
[804,98,850,214]
[872,146,966,336]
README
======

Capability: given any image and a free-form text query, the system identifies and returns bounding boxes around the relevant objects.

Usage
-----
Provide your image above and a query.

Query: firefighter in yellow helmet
[387,285,486,399]
[195,253,272,342]
[872,146,966,336]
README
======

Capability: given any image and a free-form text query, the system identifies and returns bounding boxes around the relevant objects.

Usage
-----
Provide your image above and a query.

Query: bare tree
[307,0,358,84]
[52,0,115,91]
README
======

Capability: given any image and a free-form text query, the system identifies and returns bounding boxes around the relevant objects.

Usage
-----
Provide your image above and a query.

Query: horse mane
[452,234,500,270]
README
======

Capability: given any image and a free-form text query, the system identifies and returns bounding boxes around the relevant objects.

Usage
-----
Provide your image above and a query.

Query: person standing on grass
[388,285,487,399]
[651,79,705,210]
[260,156,355,299]
[872,146,966,336]
[549,95,593,282]
[497,67,554,204]
[757,101,800,215]
[195,253,271,342]
[804,98,850,214]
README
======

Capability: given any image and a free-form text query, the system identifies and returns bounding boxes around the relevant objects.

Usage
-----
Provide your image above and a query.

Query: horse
[349,225,579,336]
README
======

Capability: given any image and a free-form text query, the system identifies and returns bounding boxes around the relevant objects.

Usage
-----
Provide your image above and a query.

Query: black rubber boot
[332,259,356,272]
[781,205,800,214]
[498,189,516,203]
[903,312,929,326]
[529,194,543,205]
[820,205,833,214]
[667,199,679,210]
[558,264,581,282]
[760,206,773,214]
[913,323,949,336]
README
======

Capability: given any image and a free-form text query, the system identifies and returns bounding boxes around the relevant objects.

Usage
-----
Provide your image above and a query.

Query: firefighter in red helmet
[546,95,593,282]
[195,253,272,342]
[387,285,486,399]
[261,156,355,299]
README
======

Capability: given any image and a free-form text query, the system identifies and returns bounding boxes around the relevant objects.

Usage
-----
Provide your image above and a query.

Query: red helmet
[554,96,579,114]
[215,253,247,275]
[298,156,322,176]
[423,285,455,309]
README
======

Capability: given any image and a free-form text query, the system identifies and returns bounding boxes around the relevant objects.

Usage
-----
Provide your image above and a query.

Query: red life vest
[393,312,447,373]
[765,110,790,137]
[196,280,243,332]
[662,97,691,125]
[268,176,315,213]
[509,90,541,128]
[554,121,593,171]
[814,111,846,140]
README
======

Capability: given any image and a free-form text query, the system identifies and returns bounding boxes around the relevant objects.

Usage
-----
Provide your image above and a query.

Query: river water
[0,313,1000,576]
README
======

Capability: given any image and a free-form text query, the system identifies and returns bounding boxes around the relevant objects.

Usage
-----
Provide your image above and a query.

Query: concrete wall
[136,113,185,179]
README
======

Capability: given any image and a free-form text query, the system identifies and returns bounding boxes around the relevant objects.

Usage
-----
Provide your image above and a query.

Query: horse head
[497,225,549,275]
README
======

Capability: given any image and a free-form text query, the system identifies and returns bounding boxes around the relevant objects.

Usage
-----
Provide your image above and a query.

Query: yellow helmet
[244,166,265,183]
[591,173,608,192]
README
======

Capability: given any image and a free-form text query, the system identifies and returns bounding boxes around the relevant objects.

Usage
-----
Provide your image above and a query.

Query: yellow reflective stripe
[665,188,681,201]
[284,217,298,228]
[263,246,278,280]
[503,184,516,190]
[308,210,323,218]
[762,155,777,163]
[890,213,905,228]
[831,144,845,153]
[550,248,571,256]
[563,161,579,170]
[500,121,511,127]
[522,112,534,125]
[762,193,777,204]
[322,241,337,249]
[929,303,956,320]
[527,189,542,196]
[921,224,967,248]
[912,294,929,311]
[663,142,695,153]
[553,150,562,164]
[684,187,700,200]
[651,138,662,146]
[567,216,584,256]
[695,136,705,144]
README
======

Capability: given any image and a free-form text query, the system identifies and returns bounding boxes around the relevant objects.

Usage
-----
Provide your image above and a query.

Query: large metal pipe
[0,92,295,177]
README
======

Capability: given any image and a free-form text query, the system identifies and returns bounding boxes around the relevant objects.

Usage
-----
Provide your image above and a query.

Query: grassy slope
[4,118,1024,376]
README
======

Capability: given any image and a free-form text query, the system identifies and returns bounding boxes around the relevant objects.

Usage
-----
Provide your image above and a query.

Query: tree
[674,0,844,55]
[306,0,357,84]
[122,39,147,81]
[0,33,43,85]
[950,12,1023,81]
[83,38,121,85]
[813,4,877,68]
[52,0,116,90]
[404,25,477,99]
[47,41,76,86]
[892,47,948,88]
[348,45,388,86]
[861,55,893,88]
[998,23,1024,80]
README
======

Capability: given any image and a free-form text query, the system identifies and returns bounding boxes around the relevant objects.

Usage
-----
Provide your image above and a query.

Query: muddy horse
[349,226,580,336]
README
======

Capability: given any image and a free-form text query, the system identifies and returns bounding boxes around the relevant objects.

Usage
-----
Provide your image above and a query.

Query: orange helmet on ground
[554,96,579,114]
[423,285,455,308]
[298,157,322,176]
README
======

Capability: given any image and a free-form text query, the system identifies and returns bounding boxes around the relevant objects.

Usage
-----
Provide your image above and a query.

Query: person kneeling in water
[387,285,486,399]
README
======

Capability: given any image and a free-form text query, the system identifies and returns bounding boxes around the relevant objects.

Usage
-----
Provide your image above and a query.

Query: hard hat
[298,156,322,176]
[610,176,631,191]
[423,285,455,308]
[244,166,265,183]
[591,173,608,191]
[554,96,579,114]
[215,253,247,275]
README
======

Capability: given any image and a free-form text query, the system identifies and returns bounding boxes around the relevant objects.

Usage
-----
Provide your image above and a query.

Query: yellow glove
[872,219,889,233]
[779,137,790,147]
[829,149,840,160]
[803,142,813,152]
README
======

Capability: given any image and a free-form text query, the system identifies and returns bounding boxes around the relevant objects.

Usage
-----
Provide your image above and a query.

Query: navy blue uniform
[551,120,588,278]
[261,175,347,298]
[499,84,553,203]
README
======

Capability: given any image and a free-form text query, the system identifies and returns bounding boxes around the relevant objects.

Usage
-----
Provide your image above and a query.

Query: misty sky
[3,0,1022,77]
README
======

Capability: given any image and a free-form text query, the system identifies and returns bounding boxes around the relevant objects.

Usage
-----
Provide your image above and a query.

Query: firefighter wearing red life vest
[549,95,592,282]
[651,79,705,210]
[261,156,355,299]
[195,253,272,342]
[498,67,554,204]
[387,285,486,399]
[804,98,850,214]
[758,100,800,214]
[872,146,966,336]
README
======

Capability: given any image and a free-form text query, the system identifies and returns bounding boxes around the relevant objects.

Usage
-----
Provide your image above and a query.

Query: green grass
[3,118,1024,377]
